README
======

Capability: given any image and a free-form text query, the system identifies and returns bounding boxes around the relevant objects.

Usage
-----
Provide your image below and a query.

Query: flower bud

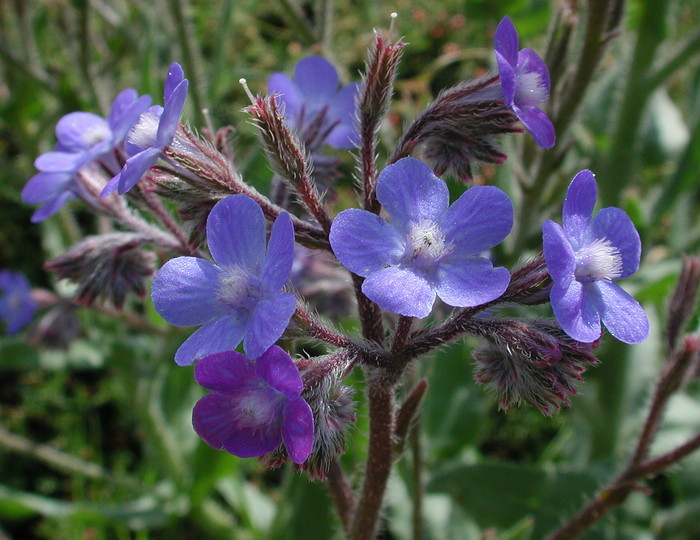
[473,319,599,415]
[46,233,154,309]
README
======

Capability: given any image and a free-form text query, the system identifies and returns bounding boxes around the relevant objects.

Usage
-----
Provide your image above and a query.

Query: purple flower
[543,169,649,344]
[494,16,555,149]
[330,157,513,318]
[0,270,37,334]
[192,346,314,463]
[22,88,151,222]
[152,195,296,365]
[268,56,359,150]
[102,63,189,196]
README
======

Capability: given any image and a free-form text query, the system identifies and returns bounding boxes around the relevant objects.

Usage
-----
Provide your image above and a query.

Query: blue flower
[330,157,513,318]
[268,56,359,150]
[494,16,555,149]
[192,346,314,464]
[101,63,189,196]
[0,270,37,334]
[543,169,649,344]
[22,89,151,222]
[152,195,296,365]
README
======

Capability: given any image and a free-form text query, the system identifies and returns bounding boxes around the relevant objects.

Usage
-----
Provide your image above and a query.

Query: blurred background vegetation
[1,0,700,538]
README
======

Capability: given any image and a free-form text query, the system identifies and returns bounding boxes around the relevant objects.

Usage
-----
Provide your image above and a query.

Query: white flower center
[127,111,161,150]
[515,71,548,107]
[404,220,452,267]
[217,266,264,315]
[234,386,282,429]
[82,123,111,147]
[575,238,623,282]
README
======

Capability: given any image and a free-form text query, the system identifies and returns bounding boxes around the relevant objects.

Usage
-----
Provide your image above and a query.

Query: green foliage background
[1,0,700,538]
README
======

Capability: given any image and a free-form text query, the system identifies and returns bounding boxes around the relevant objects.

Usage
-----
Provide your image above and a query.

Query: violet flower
[152,194,296,365]
[330,157,513,318]
[192,347,314,463]
[268,55,359,150]
[543,169,649,344]
[0,270,37,334]
[22,88,151,222]
[494,16,555,149]
[102,63,189,196]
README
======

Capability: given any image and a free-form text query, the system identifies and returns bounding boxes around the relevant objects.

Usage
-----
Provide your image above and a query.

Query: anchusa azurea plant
[14,10,700,540]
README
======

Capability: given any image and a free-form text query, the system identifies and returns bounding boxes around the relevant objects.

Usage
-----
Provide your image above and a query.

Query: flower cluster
[18,13,653,481]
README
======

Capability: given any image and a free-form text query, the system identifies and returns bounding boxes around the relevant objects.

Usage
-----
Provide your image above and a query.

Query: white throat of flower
[515,71,548,107]
[127,111,161,151]
[235,387,281,429]
[217,266,264,314]
[404,220,452,267]
[82,122,112,148]
[575,238,623,282]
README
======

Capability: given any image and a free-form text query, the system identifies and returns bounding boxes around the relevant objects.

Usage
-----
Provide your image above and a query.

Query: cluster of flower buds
[19,14,651,472]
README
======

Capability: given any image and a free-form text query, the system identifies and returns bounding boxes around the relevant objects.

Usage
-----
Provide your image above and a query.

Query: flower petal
[494,16,519,66]
[192,393,281,457]
[194,350,258,393]
[164,63,185,101]
[151,257,224,326]
[244,292,296,359]
[562,169,597,249]
[282,397,314,464]
[513,105,555,149]
[294,56,339,102]
[325,124,357,149]
[55,112,110,153]
[594,281,649,344]
[330,208,403,276]
[441,185,513,255]
[269,73,303,126]
[262,212,294,292]
[550,280,601,343]
[516,48,551,96]
[115,147,162,195]
[435,256,510,308]
[156,79,188,147]
[362,266,436,318]
[110,94,152,142]
[590,207,641,279]
[255,345,303,398]
[34,151,83,173]
[174,315,248,366]
[375,158,450,234]
[495,51,517,106]
[30,191,75,223]
[22,172,73,204]
[542,219,575,285]
[207,195,266,269]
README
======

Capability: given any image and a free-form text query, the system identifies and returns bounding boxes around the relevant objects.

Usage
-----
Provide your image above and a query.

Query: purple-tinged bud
[27,301,80,350]
[265,351,356,479]
[246,95,332,233]
[473,319,599,415]
[45,233,155,309]
[666,256,700,354]
[501,256,552,305]
[359,31,406,213]
[390,77,520,183]
[662,335,700,395]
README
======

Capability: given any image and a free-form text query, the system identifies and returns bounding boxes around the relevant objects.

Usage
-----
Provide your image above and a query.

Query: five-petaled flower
[0,270,37,335]
[494,16,555,149]
[330,157,513,319]
[192,347,314,464]
[268,55,359,150]
[152,194,296,365]
[102,63,189,196]
[22,88,151,221]
[543,169,649,344]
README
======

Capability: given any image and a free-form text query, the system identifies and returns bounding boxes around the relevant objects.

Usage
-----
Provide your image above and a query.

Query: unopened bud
[667,255,700,354]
